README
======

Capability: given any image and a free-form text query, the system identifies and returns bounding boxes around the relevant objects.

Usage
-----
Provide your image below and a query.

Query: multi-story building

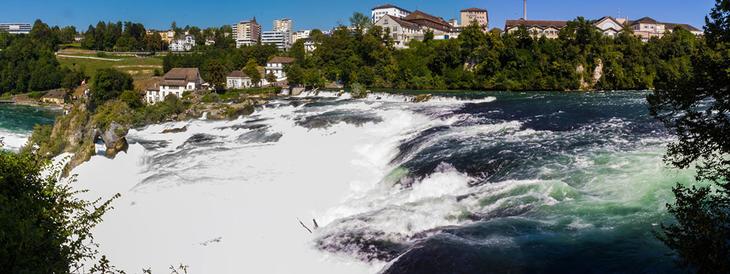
[159,30,176,43]
[274,19,293,33]
[169,35,195,52]
[371,4,411,22]
[0,23,31,34]
[232,18,261,47]
[402,10,459,40]
[373,15,424,48]
[265,56,295,81]
[505,19,567,39]
[292,30,311,43]
[629,17,702,42]
[629,17,666,42]
[460,8,489,30]
[262,31,292,51]
[146,68,204,104]
[594,16,627,37]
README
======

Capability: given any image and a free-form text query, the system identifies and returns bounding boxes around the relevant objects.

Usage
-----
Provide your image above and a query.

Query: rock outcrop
[411,94,433,103]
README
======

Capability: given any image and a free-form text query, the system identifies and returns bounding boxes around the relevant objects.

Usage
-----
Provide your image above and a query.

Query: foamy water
[70,91,687,273]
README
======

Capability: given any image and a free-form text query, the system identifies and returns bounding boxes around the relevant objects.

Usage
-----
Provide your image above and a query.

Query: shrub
[0,151,118,273]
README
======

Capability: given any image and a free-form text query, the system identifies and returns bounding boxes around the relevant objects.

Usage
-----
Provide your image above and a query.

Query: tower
[523,0,527,20]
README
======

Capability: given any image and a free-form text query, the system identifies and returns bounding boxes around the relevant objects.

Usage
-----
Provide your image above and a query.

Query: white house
[371,4,411,22]
[226,70,254,89]
[373,15,424,49]
[146,68,204,104]
[594,16,626,37]
[265,56,295,81]
[170,35,195,52]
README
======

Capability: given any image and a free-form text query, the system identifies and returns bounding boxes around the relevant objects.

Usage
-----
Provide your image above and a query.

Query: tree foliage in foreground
[649,0,730,272]
[0,151,118,273]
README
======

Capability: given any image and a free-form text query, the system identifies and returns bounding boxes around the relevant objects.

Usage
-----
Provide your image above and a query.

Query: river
[49,91,690,273]
[0,104,58,151]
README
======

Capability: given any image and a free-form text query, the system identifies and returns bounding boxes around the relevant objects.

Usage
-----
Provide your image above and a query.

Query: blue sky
[1,0,716,32]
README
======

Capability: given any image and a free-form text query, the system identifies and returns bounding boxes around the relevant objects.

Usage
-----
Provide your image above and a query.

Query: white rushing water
[0,128,30,152]
[72,95,496,273]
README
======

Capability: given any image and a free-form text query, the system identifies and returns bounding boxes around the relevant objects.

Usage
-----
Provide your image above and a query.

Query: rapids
[71,91,691,273]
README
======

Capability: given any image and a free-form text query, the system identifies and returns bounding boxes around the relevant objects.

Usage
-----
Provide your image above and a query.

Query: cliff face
[577,59,604,91]
[39,96,264,174]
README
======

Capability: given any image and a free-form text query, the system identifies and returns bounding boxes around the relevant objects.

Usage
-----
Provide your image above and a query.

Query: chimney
[523,0,528,20]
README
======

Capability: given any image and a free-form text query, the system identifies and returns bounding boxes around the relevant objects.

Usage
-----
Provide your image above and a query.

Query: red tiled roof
[404,10,454,32]
[227,70,251,78]
[505,19,568,29]
[161,68,201,86]
[268,56,295,64]
[381,15,421,30]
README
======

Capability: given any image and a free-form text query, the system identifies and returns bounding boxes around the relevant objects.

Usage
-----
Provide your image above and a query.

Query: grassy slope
[57,52,163,80]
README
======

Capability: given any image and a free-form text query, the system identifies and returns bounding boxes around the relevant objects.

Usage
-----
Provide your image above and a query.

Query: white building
[169,35,195,52]
[505,19,567,39]
[232,18,262,47]
[0,23,31,34]
[262,31,292,51]
[304,39,317,53]
[146,68,204,104]
[373,15,424,49]
[292,30,311,43]
[265,56,295,81]
[594,16,626,37]
[226,70,254,89]
[371,4,411,22]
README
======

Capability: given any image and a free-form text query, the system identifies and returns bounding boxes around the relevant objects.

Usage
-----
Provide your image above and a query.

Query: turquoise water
[0,104,58,150]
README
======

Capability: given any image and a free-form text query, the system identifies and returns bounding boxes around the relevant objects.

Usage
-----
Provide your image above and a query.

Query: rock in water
[412,94,433,103]
[161,126,188,134]
[102,122,129,157]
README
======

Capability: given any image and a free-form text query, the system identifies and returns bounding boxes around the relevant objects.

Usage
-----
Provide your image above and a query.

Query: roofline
[372,4,411,13]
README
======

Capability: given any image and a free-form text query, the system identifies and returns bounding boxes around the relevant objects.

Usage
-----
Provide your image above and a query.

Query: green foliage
[243,59,262,87]
[349,12,372,30]
[92,100,135,131]
[118,90,143,109]
[90,68,133,109]
[351,82,368,98]
[0,151,118,273]
[202,58,231,91]
[649,0,730,272]
[132,95,188,125]
[0,32,68,94]
[82,21,160,52]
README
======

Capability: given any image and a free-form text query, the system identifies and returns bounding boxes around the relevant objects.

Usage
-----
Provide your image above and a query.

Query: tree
[119,90,143,109]
[243,59,262,87]
[203,59,231,91]
[648,0,730,272]
[0,151,118,273]
[90,68,133,109]
[349,12,372,30]
[266,71,277,84]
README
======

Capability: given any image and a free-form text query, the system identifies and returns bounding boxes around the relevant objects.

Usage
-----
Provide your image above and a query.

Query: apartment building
[0,23,31,34]
[460,8,489,30]
[232,18,262,47]
[372,4,411,22]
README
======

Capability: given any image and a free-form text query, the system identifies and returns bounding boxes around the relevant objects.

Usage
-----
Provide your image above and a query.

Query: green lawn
[58,54,163,79]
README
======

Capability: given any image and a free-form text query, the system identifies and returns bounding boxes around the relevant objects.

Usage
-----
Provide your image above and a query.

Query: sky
[0,0,716,32]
